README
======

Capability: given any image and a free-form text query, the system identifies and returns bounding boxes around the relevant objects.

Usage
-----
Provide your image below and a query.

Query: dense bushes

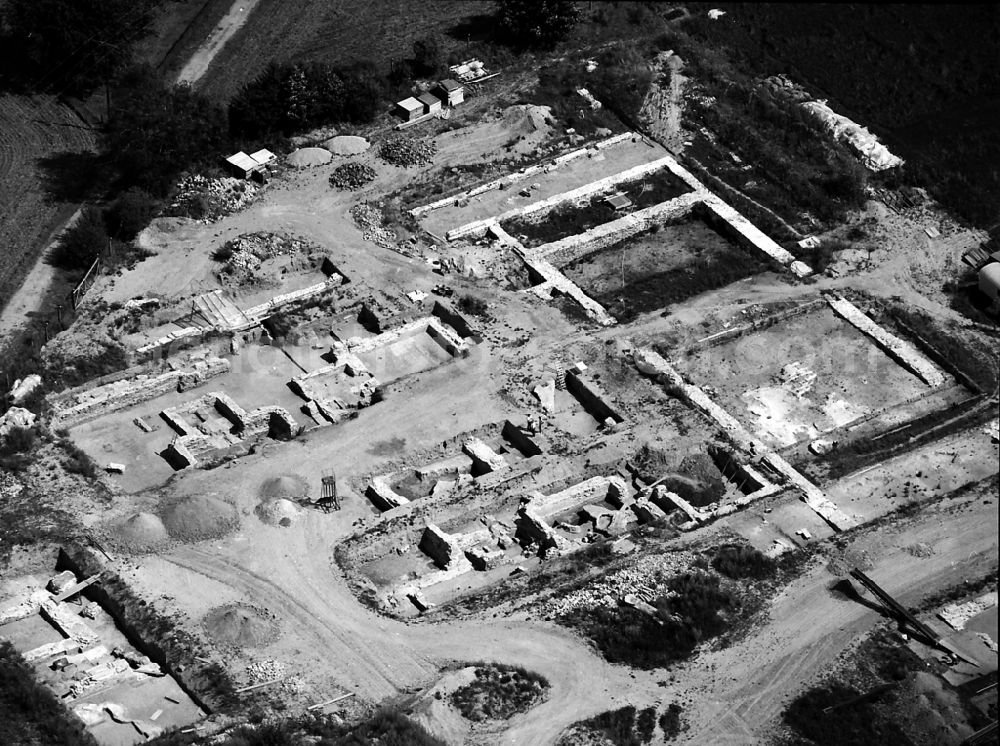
[711,544,776,580]
[457,294,489,318]
[451,663,548,721]
[106,67,230,197]
[105,188,159,240]
[0,642,99,746]
[559,703,685,746]
[229,61,384,140]
[784,685,914,746]
[495,0,582,50]
[49,207,107,270]
[563,571,736,668]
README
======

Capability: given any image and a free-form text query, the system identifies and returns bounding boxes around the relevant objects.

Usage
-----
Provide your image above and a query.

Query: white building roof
[250,149,275,165]
[396,97,423,111]
[226,151,259,172]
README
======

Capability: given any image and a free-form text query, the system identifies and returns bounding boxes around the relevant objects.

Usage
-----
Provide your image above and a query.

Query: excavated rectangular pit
[561,215,772,322]
[675,304,954,450]
[0,565,204,746]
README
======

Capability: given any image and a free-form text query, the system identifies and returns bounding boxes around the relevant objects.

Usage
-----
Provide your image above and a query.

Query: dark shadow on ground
[35,151,106,203]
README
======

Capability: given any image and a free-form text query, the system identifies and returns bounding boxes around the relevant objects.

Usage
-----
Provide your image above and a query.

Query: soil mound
[163,495,238,541]
[259,474,308,500]
[324,135,369,155]
[286,147,332,167]
[203,604,277,648]
[114,512,169,552]
[255,498,302,526]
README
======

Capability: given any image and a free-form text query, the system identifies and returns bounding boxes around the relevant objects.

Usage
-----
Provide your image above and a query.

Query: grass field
[194,0,487,102]
[137,0,238,83]
[0,94,98,316]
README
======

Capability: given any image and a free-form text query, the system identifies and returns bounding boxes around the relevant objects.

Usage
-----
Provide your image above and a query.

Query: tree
[3,0,159,94]
[50,207,106,270]
[413,36,442,76]
[105,188,158,240]
[106,67,230,196]
[495,0,581,50]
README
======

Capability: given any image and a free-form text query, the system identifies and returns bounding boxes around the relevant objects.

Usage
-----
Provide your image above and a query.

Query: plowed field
[0,94,97,314]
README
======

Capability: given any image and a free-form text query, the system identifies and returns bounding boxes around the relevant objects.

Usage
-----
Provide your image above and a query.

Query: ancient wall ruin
[51,357,230,430]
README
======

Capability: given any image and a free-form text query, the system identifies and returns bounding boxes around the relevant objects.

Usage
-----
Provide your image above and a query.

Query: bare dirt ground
[176,0,262,85]
[14,36,996,742]
[677,305,938,449]
[420,136,664,238]
[671,479,998,744]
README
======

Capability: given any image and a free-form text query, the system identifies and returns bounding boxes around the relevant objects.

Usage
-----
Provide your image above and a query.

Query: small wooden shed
[394,97,424,121]
[417,92,442,115]
[433,79,464,107]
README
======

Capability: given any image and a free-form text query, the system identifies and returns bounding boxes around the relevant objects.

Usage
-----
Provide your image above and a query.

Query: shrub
[105,187,158,240]
[711,544,777,580]
[58,439,99,479]
[495,0,582,50]
[0,641,100,746]
[562,572,736,668]
[451,663,549,721]
[0,426,37,456]
[457,294,489,317]
[635,706,657,742]
[784,685,914,746]
[50,207,107,270]
[658,703,684,740]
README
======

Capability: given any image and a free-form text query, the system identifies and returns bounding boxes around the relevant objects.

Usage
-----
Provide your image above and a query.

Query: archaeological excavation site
[0,3,997,746]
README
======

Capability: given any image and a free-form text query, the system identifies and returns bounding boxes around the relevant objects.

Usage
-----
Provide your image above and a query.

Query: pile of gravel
[324,135,369,155]
[329,162,376,190]
[255,498,302,527]
[113,512,169,552]
[378,136,436,167]
[203,604,277,648]
[163,495,239,541]
[286,147,333,167]
[259,474,308,500]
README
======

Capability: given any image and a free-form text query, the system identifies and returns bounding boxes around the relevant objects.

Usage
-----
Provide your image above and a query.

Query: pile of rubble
[350,203,396,250]
[220,232,314,274]
[169,175,261,221]
[378,137,437,167]
[246,658,285,684]
[546,552,692,617]
[329,162,376,190]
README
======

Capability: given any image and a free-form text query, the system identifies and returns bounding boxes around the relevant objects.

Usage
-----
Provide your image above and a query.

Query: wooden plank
[235,678,283,694]
[307,692,355,710]
[52,574,102,603]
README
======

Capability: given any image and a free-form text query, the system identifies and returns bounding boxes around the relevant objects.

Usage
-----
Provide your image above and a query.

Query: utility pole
[56,304,63,329]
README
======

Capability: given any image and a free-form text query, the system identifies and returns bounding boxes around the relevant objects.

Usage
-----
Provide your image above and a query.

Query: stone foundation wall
[51,357,230,430]
[542,191,701,267]
[565,371,624,424]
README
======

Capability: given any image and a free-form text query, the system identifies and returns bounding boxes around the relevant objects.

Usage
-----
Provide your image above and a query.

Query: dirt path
[176,0,261,85]
[672,484,998,743]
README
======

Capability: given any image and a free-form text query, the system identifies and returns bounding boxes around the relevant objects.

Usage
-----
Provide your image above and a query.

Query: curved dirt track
[163,514,654,746]
[176,0,261,85]
[155,471,996,745]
